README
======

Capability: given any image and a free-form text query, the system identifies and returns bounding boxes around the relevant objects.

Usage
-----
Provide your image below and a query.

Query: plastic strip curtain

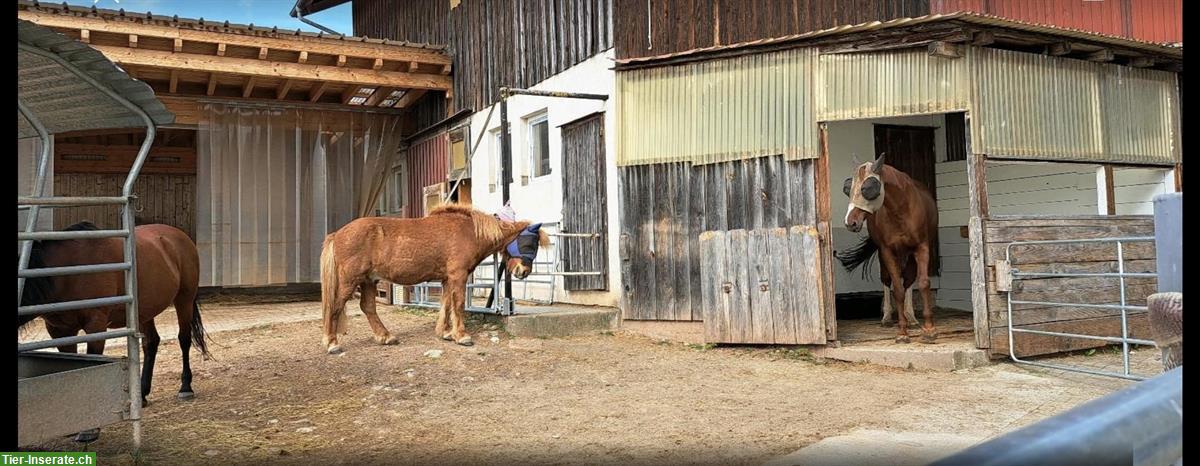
[196,103,401,286]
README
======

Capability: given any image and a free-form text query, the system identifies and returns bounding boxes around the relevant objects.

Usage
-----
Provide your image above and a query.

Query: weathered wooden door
[699,226,827,344]
[560,113,608,290]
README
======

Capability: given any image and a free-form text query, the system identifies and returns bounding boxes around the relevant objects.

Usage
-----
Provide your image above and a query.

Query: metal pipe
[16,98,51,310]
[499,87,609,101]
[17,329,138,353]
[18,229,131,241]
[1117,241,1131,376]
[930,367,1181,466]
[500,93,513,314]
[1008,300,1148,312]
[290,4,343,36]
[1012,271,1157,279]
[18,262,132,279]
[19,295,134,317]
[1010,328,1156,346]
[18,196,128,206]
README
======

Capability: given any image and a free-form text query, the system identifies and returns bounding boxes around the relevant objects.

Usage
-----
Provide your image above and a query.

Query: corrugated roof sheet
[17,0,447,50]
[18,18,174,138]
[615,12,1183,67]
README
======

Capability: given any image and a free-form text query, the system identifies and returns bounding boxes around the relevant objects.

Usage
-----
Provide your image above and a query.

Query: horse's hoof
[141,397,150,407]
[895,335,911,344]
[920,332,938,344]
[375,335,399,345]
[456,337,474,346]
[327,345,344,355]
[441,334,454,342]
[177,391,195,400]
[880,321,894,328]
[74,429,100,444]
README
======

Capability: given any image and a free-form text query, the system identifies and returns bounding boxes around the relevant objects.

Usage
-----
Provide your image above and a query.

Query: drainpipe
[290,2,343,36]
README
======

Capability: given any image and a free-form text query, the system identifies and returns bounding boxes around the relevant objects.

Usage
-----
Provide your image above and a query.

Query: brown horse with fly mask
[319,204,549,354]
[838,155,941,343]
[20,221,210,442]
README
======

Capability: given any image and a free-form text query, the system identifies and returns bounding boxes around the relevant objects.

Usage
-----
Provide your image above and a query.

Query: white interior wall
[465,50,620,307]
[1109,167,1175,215]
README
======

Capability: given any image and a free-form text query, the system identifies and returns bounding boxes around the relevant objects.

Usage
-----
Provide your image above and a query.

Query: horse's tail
[836,236,878,281]
[190,297,212,358]
[320,234,348,336]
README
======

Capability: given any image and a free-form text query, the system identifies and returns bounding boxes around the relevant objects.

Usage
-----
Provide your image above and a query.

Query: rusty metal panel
[972,47,1180,165]
[617,47,818,167]
[931,0,1182,43]
[405,131,448,218]
[817,48,971,122]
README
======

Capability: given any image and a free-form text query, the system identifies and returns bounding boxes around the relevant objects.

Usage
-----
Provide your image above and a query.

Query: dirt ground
[22,301,1148,466]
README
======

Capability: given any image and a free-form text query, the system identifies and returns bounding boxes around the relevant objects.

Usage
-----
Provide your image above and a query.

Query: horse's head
[502,223,550,280]
[843,154,886,233]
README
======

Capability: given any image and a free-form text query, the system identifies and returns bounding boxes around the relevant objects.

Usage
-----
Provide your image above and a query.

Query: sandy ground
[20,301,1151,465]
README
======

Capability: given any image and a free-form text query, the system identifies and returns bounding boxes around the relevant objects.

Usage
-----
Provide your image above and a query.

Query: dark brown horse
[320,204,548,354]
[20,221,210,440]
[838,155,940,343]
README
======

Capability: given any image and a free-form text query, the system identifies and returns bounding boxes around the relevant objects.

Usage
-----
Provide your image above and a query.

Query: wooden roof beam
[364,87,393,107]
[396,89,427,108]
[309,81,330,102]
[17,10,452,67]
[970,30,995,46]
[89,46,453,91]
[372,58,384,70]
[928,41,964,59]
[128,34,138,48]
[341,86,362,105]
[1046,42,1073,56]
[169,70,179,93]
[242,76,257,98]
[298,51,309,64]
[1088,49,1115,62]
[206,73,218,96]
[259,47,269,60]
[277,79,294,100]
[1130,57,1156,68]
[80,29,90,44]
[217,43,227,57]
[173,38,183,52]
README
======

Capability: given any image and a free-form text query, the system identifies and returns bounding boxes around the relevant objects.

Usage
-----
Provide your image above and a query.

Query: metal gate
[1002,236,1158,381]
[400,222,606,315]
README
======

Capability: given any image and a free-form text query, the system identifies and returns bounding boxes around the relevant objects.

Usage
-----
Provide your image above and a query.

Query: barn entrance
[52,128,198,239]
[824,113,976,345]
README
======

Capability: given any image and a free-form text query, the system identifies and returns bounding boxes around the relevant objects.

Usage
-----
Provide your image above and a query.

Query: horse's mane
[428,204,517,244]
[20,221,100,315]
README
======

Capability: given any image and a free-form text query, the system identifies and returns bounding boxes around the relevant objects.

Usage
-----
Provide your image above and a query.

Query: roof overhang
[18,18,174,138]
[615,12,1184,72]
[290,0,351,18]
[17,0,451,112]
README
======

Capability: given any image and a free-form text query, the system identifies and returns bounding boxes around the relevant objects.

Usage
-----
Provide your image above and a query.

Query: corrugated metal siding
[972,47,1180,165]
[930,0,1182,43]
[619,155,816,321]
[617,47,818,166]
[818,48,970,121]
[405,132,448,218]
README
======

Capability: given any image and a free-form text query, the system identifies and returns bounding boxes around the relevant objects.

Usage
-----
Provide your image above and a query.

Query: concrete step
[480,305,620,339]
[814,338,991,372]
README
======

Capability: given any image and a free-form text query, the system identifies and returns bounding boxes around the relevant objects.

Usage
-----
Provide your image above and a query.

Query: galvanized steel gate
[1001,236,1158,381]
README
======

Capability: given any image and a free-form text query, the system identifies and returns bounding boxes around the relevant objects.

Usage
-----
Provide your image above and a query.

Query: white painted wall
[466,50,621,307]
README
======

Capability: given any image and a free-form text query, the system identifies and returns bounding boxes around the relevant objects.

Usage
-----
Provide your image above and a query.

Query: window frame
[525,112,551,181]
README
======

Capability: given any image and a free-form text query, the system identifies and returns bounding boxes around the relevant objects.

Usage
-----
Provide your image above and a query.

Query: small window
[391,169,406,213]
[489,129,503,192]
[527,114,550,178]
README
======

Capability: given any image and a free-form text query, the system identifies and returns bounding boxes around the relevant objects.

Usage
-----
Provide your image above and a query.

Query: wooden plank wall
[53,173,197,238]
[612,0,930,60]
[699,226,825,344]
[560,114,608,290]
[447,0,613,113]
[985,216,1156,357]
[619,155,816,321]
[353,0,450,45]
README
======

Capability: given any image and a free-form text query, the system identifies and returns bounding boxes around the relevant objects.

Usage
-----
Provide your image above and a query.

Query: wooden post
[964,113,991,349]
[817,123,837,343]
[1103,166,1116,215]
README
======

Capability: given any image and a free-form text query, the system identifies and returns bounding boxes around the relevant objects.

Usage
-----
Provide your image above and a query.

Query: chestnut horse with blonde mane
[320,204,548,354]
[838,155,941,344]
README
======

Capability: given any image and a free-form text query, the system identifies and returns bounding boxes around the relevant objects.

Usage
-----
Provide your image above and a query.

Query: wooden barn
[612,6,1182,357]
[17,0,455,290]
